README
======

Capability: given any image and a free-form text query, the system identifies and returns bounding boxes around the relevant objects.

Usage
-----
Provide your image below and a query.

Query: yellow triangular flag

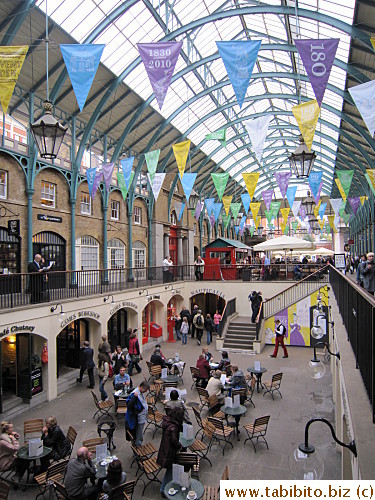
[0,46,28,115]
[366,169,375,190]
[242,173,260,200]
[318,219,325,230]
[334,178,347,200]
[222,196,232,216]
[371,37,375,51]
[360,196,366,206]
[254,216,261,230]
[328,215,337,233]
[172,140,191,178]
[313,200,321,219]
[280,207,290,224]
[280,220,287,233]
[292,99,320,151]
[249,202,261,221]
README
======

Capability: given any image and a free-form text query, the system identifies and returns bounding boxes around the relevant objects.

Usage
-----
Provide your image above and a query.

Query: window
[132,240,146,279]
[170,212,177,225]
[211,226,215,239]
[202,224,205,237]
[193,223,197,236]
[41,181,56,208]
[111,200,120,220]
[81,192,91,215]
[76,236,99,270]
[108,238,125,268]
[0,170,7,199]
[134,206,142,225]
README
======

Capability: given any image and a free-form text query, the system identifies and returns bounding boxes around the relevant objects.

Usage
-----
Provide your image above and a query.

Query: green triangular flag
[291,221,298,231]
[205,129,227,147]
[222,213,231,229]
[211,172,229,201]
[336,170,354,197]
[284,224,289,235]
[342,213,350,225]
[145,149,160,183]
[231,202,242,221]
[339,200,347,218]
[270,201,281,219]
[265,209,273,226]
[249,226,255,237]
[117,171,134,201]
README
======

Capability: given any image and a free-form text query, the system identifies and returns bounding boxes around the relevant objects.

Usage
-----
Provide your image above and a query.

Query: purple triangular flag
[262,189,273,210]
[312,181,323,204]
[91,171,103,200]
[194,201,203,220]
[348,197,360,215]
[275,172,292,198]
[102,163,114,192]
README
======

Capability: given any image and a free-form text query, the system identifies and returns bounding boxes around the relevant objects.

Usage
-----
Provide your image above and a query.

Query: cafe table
[161,374,179,383]
[247,366,267,393]
[220,404,247,441]
[165,478,205,500]
[17,445,52,485]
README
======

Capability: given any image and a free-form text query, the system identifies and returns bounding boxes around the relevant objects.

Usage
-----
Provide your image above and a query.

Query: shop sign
[37,214,63,223]
[110,301,138,315]
[31,368,43,396]
[334,254,346,270]
[60,310,100,329]
[8,220,20,236]
[190,288,226,299]
[0,324,35,338]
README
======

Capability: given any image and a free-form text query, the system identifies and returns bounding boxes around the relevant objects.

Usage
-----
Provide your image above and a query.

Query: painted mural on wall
[265,286,329,347]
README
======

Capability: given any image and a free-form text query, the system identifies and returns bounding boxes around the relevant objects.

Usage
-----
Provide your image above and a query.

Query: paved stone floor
[7,339,340,499]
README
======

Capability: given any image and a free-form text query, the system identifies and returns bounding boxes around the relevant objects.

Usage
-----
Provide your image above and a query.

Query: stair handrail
[255,300,264,340]
[263,264,330,318]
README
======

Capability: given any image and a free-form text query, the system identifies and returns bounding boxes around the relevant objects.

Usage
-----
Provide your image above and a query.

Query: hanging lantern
[31,101,68,160]
[301,191,315,217]
[288,135,316,178]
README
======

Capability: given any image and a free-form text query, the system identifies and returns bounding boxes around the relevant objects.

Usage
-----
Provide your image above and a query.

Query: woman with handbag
[128,332,142,376]
[98,353,111,401]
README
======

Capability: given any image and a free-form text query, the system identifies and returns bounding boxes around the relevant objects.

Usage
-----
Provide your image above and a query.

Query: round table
[113,387,131,412]
[220,404,247,441]
[179,431,194,449]
[161,374,179,383]
[247,366,267,393]
[165,478,205,500]
[209,362,219,370]
[17,445,52,486]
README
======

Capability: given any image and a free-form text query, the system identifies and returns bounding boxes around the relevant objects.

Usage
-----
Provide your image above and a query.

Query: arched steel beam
[0,0,37,45]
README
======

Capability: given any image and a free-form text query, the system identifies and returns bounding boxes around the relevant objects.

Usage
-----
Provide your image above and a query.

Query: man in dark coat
[77,341,95,388]
[249,291,261,323]
[157,407,184,497]
[28,253,44,304]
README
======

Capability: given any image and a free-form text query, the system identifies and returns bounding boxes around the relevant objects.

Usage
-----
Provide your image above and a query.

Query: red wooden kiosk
[203,238,251,280]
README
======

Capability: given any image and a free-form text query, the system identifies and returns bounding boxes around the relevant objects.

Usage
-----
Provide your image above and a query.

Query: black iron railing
[256,301,264,340]
[217,298,236,338]
[329,265,375,423]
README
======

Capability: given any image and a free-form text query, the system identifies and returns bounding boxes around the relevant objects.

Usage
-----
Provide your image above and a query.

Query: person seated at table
[102,459,126,495]
[114,366,131,391]
[217,351,231,373]
[40,416,71,472]
[150,347,167,368]
[196,354,210,388]
[0,421,28,481]
[206,370,225,404]
[64,447,98,500]
[155,343,166,360]
[228,365,247,392]
[294,264,302,280]
[202,346,213,362]
[164,390,191,424]
[112,345,127,375]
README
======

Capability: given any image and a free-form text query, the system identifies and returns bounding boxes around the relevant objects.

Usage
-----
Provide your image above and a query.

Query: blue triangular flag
[239,215,246,230]
[60,44,105,112]
[308,171,323,200]
[205,198,215,216]
[179,173,197,202]
[177,201,185,221]
[318,202,327,220]
[234,225,240,236]
[241,193,251,214]
[120,157,135,188]
[216,40,261,108]
[86,167,97,198]
[212,202,223,222]
[286,186,297,208]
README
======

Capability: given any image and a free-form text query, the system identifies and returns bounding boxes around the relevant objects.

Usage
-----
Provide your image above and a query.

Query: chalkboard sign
[334,254,346,270]
[31,368,43,396]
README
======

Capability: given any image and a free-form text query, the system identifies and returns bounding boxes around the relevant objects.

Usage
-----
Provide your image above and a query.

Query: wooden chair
[126,430,157,469]
[53,480,70,499]
[162,381,178,399]
[244,374,256,408]
[175,361,186,383]
[207,417,234,456]
[122,479,136,500]
[66,426,77,457]
[192,406,208,439]
[23,418,43,442]
[98,480,136,500]
[131,443,162,494]
[91,390,114,422]
[0,480,10,500]
[243,415,270,452]
[197,387,210,410]
[189,425,213,467]
[231,388,247,406]
[190,366,201,389]
[144,406,164,437]
[116,399,127,422]
[82,437,105,454]
[146,361,155,380]
[148,380,162,402]
[35,458,69,500]
[176,451,200,479]
[263,373,283,400]
[202,466,229,500]
[208,395,225,419]
[149,364,162,382]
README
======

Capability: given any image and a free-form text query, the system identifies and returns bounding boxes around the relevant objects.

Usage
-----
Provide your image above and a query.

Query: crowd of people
[173,304,222,346]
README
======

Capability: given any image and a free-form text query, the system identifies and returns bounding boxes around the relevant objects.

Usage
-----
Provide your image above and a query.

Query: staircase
[223,316,257,351]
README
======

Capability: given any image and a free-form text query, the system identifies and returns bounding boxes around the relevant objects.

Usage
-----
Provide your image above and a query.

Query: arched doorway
[142,300,164,344]
[190,293,226,318]
[33,231,66,289]
[107,308,127,349]
[57,319,89,378]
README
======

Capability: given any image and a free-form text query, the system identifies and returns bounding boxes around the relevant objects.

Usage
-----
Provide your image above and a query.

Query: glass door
[16,333,32,400]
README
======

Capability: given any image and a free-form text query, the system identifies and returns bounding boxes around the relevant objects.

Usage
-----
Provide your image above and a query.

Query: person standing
[190,304,199,339]
[194,256,205,281]
[180,317,189,345]
[27,253,44,304]
[112,345,127,375]
[193,309,204,346]
[128,332,142,376]
[270,319,288,358]
[213,309,222,334]
[124,327,133,350]
[98,353,111,402]
[173,314,182,341]
[204,313,215,345]
[125,381,149,446]
[98,335,112,360]
[361,252,375,295]
[249,291,260,323]
[77,341,95,389]
[163,256,173,283]
[263,255,271,281]
[357,254,367,286]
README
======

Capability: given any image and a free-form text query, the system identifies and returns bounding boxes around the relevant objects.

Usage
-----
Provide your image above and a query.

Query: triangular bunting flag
[335,178,347,201]
[371,37,375,51]
[102,163,114,192]
[239,215,246,230]
[250,202,261,221]
[60,44,105,112]
[292,99,320,151]
[336,170,354,198]
[222,196,232,216]
[138,42,183,110]
[318,220,325,230]
[280,220,287,234]
[334,215,340,229]
[148,172,165,202]
[205,198,215,216]
[244,115,272,162]
[291,221,299,232]
[254,216,261,230]
[318,202,327,220]
[328,215,336,232]
[209,214,215,228]
[330,198,343,216]
[292,200,302,219]
[231,203,241,221]
[249,226,255,237]
[286,186,297,208]
[242,172,260,200]
[284,225,289,236]
[178,202,185,221]
[295,39,339,107]
[174,201,184,221]
[313,201,321,219]
[120,157,135,188]
[348,80,375,136]
[117,172,130,201]
[222,213,231,229]
[262,189,274,210]
[86,167,97,198]
[179,173,197,203]
[360,196,366,206]
[339,200,347,218]
[211,173,229,201]
[348,197,360,216]
[206,129,227,147]
[312,182,323,205]
[234,225,240,236]
[0,46,28,114]
[212,203,223,223]
[308,171,323,199]
[240,193,251,214]
[299,205,306,220]
[172,140,191,178]
[91,171,103,200]
[280,207,290,224]
[365,172,375,196]
[342,213,351,226]
[265,210,273,226]
[194,201,203,220]
[145,150,160,183]
[216,40,261,108]
[270,201,281,219]
[275,172,292,198]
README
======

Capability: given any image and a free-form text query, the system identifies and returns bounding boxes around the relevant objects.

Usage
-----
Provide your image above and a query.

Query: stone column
[164,233,169,257]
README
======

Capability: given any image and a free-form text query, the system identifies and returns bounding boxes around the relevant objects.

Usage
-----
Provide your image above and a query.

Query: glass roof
[36,0,356,200]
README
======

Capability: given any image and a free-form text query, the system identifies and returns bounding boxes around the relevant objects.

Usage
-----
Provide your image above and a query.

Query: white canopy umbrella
[311,247,335,256]
[252,235,315,252]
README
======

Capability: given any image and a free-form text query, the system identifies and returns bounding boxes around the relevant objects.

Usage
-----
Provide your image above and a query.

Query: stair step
[1,395,24,413]
[230,323,256,328]
[226,333,256,339]
[224,339,254,346]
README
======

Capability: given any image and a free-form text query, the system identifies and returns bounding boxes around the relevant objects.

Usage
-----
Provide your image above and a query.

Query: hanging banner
[138,41,183,110]
[205,129,227,147]
[212,202,223,222]
[262,189,274,210]
[280,207,290,224]
[318,219,325,230]
[205,198,215,216]
[240,193,251,214]
[292,200,302,219]
[148,172,165,202]
[216,40,261,108]
[254,216,261,230]
[250,202,261,221]
[286,186,297,209]
[211,172,229,201]
[209,214,215,228]
[270,201,281,219]
[275,172,292,198]
[222,196,232,216]
[102,163,114,192]
[342,213,351,225]
[308,171,323,199]
[222,213,231,229]
[117,171,133,201]
[174,201,184,221]
[348,197,360,216]
[239,215,246,230]
[291,221,299,232]
[318,202,327,220]
[249,226,255,237]
[194,201,203,220]
[313,200,321,219]
[91,171,103,200]
[292,99,320,151]
[365,172,375,196]
[120,157,135,188]
[328,215,336,231]
[172,140,191,178]
[265,210,273,226]
[244,115,272,162]
[294,39,339,107]
[360,196,366,206]
[242,172,260,200]
[312,182,323,205]
[336,170,354,198]
[179,173,197,202]
[144,150,160,183]
[330,198,342,216]
[86,167,97,198]
[334,178,347,201]
[339,200,347,218]
[0,45,28,114]
[231,202,242,221]
[348,80,375,136]
[234,225,240,236]
[280,220,287,234]
[60,44,104,112]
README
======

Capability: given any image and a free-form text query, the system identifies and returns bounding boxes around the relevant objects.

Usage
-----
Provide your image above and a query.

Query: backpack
[108,364,114,378]
[196,315,203,327]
